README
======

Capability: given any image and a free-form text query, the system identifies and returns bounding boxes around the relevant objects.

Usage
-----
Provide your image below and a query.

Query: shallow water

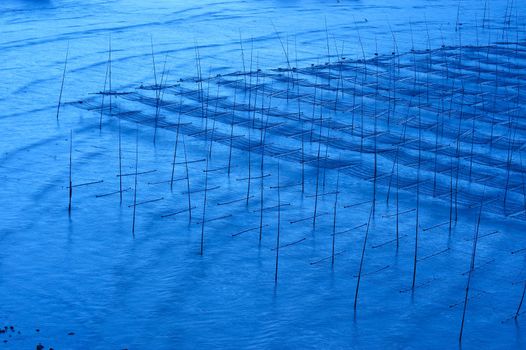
[1,0,526,349]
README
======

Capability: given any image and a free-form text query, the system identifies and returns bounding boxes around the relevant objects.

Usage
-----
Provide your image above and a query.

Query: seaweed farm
[1,0,526,348]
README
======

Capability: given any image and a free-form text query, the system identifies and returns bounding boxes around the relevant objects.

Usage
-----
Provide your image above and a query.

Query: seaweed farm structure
[2,1,526,348]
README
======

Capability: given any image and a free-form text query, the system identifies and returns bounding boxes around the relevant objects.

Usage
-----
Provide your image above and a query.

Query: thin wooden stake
[200,132,213,255]
[228,85,237,176]
[56,42,69,121]
[516,281,526,319]
[331,170,340,266]
[274,160,282,284]
[118,115,122,204]
[459,191,485,343]
[170,96,183,191]
[68,130,73,214]
[354,204,374,311]
[131,126,139,238]
[182,136,192,221]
